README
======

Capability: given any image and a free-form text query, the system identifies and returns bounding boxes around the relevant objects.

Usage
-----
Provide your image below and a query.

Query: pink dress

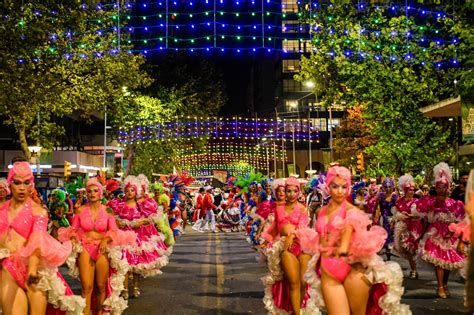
[58,205,135,314]
[417,196,465,270]
[365,195,378,219]
[261,203,318,314]
[0,199,85,314]
[300,203,411,314]
[109,197,171,277]
[393,197,424,257]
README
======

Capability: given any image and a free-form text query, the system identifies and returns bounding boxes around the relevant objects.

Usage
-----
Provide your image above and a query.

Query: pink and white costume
[58,205,135,314]
[417,196,466,270]
[109,197,172,277]
[301,202,411,314]
[261,203,318,314]
[0,199,85,314]
[393,197,424,257]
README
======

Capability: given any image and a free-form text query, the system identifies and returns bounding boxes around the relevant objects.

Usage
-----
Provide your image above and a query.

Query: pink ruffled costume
[58,205,135,314]
[109,197,171,277]
[417,196,466,270]
[0,200,85,314]
[393,197,424,257]
[261,203,317,314]
[300,203,411,314]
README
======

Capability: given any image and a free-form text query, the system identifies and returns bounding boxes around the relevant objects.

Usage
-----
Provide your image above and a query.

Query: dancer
[109,175,171,299]
[0,178,10,207]
[49,189,71,239]
[0,162,85,315]
[306,178,323,228]
[302,166,411,315]
[375,178,397,260]
[393,175,423,279]
[417,162,465,298]
[59,178,135,315]
[365,180,379,221]
[261,177,315,314]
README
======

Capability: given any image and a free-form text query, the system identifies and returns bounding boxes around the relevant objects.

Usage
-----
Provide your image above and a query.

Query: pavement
[61,226,471,314]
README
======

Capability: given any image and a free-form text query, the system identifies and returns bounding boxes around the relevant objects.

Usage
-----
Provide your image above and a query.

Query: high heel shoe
[437,287,447,299]
[408,270,418,280]
[444,285,450,297]
[132,286,141,298]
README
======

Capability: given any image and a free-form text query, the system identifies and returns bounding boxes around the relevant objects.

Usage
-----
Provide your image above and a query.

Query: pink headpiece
[272,179,285,191]
[7,162,34,186]
[86,178,104,197]
[368,183,379,194]
[0,178,10,195]
[433,162,452,186]
[326,166,352,191]
[285,176,300,191]
[398,174,415,192]
[124,175,138,193]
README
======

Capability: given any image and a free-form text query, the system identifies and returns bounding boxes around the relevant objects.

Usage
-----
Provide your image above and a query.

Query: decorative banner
[213,170,228,183]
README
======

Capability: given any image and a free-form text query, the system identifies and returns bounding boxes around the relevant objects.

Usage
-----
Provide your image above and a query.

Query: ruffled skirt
[261,239,319,315]
[393,219,424,257]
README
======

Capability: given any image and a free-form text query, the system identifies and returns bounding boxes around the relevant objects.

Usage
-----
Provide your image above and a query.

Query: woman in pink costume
[108,175,171,299]
[393,175,424,279]
[417,162,465,299]
[365,182,379,221]
[0,162,85,315]
[59,178,135,315]
[302,166,411,315]
[261,177,317,314]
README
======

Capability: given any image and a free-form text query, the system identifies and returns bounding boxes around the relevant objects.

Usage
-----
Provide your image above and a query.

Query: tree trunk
[125,144,135,177]
[18,125,31,161]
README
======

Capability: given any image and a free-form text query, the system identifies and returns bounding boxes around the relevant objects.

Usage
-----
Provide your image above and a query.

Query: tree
[333,105,376,167]
[112,53,227,176]
[0,1,151,159]
[296,1,468,176]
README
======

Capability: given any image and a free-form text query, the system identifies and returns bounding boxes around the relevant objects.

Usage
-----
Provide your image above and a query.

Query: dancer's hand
[26,272,40,291]
[99,239,109,255]
[283,234,295,251]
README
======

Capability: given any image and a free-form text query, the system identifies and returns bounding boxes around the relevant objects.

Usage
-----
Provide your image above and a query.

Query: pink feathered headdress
[7,162,34,187]
[398,174,415,192]
[433,162,452,186]
[285,176,300,191]
[272,179,285,191]
[0,178,10,195]
[86,178,104,197]
[326,166,351,191]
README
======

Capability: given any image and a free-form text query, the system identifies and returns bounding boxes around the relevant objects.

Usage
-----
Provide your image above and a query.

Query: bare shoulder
[31,203,47,216]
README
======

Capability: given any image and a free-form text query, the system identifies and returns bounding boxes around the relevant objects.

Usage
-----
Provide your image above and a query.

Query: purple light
[267,49,271,52]
[237,26,241,29]
[436,62,442,68]
[375,55,381,61]
[391,6,396,11]
[252,48,256,52]
[96,4,102,10]
[391,31,397,36]
[391,56,397,62]
[206,48,210,51]
[452,59,458,65]
[189,2,193,5]
[143,50,148,54]
[405,54,412,60]
[237,49,241,53]
[65,54,71,60]
[143,3,147,7]
[80,3,86,10]
[420,38,425,42]
[436,40,441,45]
[17,58,24,63]
[191,24,195,28]
[421,10,426,14]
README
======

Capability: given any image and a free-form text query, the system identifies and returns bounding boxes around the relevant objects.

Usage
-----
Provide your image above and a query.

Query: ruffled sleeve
[262,212,279,243]
[449,219,471,242]
[19,215,72,268]
[345,210,387,263]
[296,227,319,254]
[414,196,432,218]
[105,214,136,246]
[58,215,79,242]
[139,198,158,217]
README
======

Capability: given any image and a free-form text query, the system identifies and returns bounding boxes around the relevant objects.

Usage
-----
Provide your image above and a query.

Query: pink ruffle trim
[106,230,136,246]
[449,220,471,242]
[18,231,72,268]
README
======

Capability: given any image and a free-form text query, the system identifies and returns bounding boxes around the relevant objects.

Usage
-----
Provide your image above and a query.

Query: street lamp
[27,145,42,175]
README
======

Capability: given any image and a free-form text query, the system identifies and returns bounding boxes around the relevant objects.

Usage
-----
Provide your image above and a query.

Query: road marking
[215,232,225,314]
[202,232,212,309]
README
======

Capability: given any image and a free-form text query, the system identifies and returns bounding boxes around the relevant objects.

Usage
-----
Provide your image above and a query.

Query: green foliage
[0,1,151,158]
[296,1,468,176]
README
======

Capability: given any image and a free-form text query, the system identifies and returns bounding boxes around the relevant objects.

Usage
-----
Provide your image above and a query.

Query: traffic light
[356,153,364,172]
[64,161,72,177]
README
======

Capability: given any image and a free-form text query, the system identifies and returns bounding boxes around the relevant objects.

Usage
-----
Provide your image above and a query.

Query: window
[282,39,312,52]
[285,100,299,111]
[283,60,300,73]
[282,0,298,13]
[283,79,301,92]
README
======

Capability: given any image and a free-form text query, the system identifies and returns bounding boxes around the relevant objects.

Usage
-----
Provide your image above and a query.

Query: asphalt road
[62,226,470,314]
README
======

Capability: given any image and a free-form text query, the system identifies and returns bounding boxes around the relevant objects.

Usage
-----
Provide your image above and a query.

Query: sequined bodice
[0,200,47,239]
[73,205,113,233]
[274,203,308,232]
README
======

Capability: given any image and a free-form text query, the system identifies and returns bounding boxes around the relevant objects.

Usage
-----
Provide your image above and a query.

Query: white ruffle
[418,227,466,270]
[393,221,416,257]
[65,242,83,278]
[121,234,166,254]
[261,238,321,315]
[103,246,130,314]
[427,211,460,224]
[37,269,86,315]
[364,256,412,315]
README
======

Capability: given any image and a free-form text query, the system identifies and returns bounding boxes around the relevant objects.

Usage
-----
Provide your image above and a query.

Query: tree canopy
[296,1,469,176]
[0,1,151,159]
